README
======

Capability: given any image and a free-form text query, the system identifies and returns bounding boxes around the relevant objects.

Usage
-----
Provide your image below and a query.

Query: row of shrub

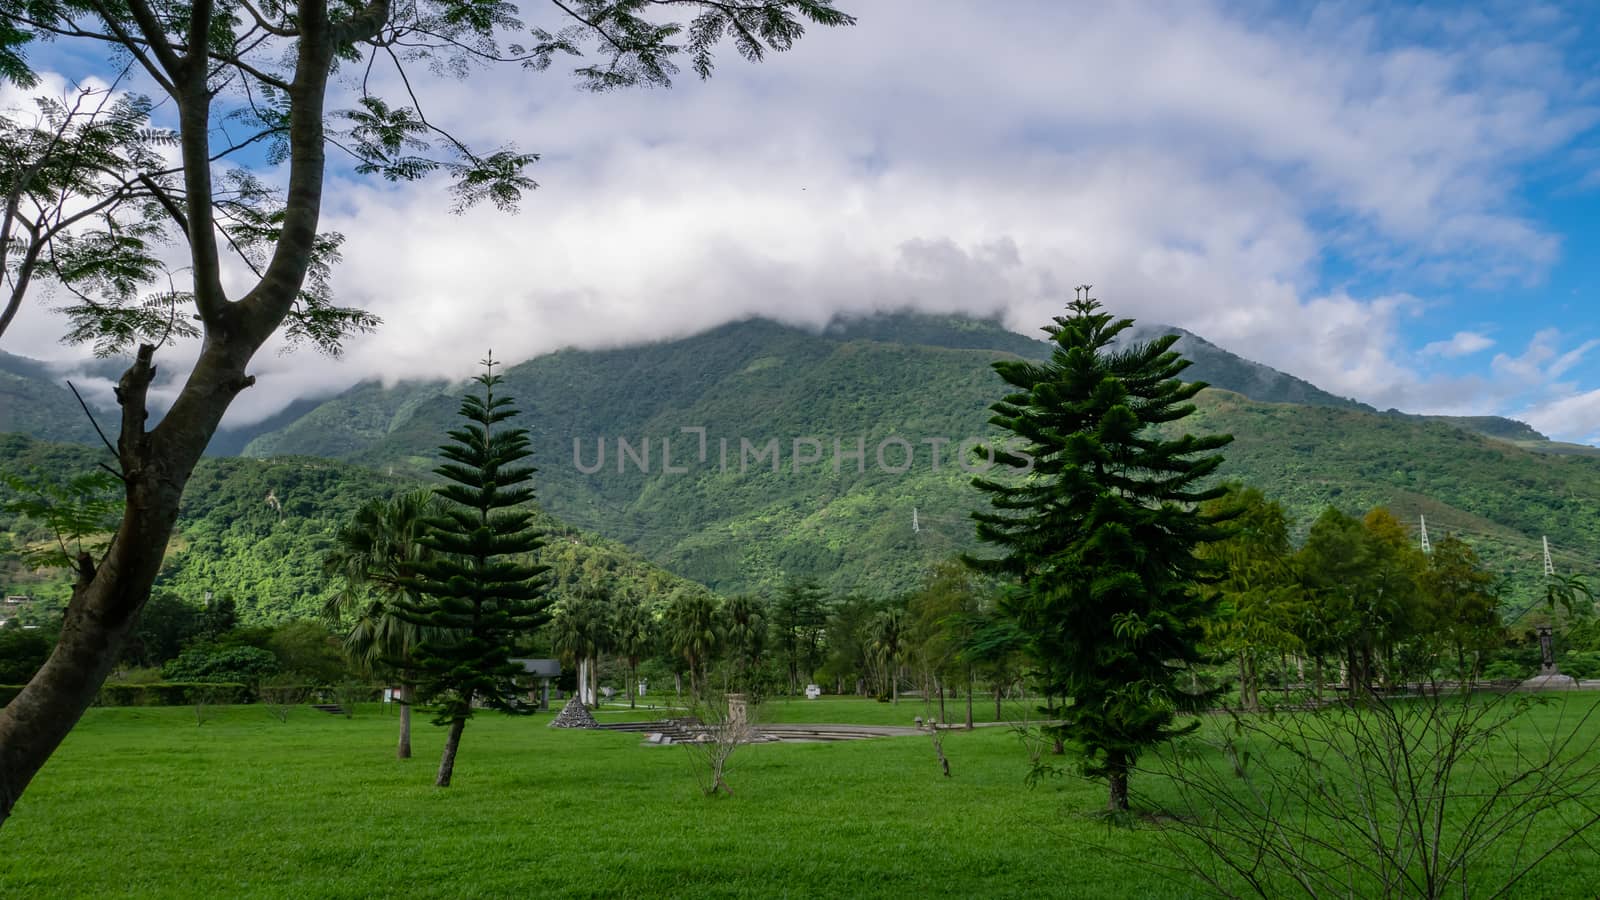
[0,681,395,709]
[97,682,253,706]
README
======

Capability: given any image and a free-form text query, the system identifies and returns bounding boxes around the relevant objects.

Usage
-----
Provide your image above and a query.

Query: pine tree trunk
[435,717,467,787]
[1107,769,1130,812]
[397,683,414,759]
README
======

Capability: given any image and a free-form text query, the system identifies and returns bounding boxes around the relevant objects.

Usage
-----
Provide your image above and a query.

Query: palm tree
[550,587,613,707]
[612,599,655,709]
[722,594,767,692]
[867,608,910,705]
[1543,573,1594,617]
[322,490,443,759]
[667,589,722,700]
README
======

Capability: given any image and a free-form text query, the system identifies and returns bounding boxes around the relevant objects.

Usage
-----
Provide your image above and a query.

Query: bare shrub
[682,691,757,797]
[190,685,223,727]
[331,680,370,719]
[260,677,307,723]
[1134,691,1600,898]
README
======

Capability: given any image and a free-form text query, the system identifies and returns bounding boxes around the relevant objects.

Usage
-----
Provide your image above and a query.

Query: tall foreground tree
[390,357,551,788]
[0,0,851,825]
[969,290,1232,812]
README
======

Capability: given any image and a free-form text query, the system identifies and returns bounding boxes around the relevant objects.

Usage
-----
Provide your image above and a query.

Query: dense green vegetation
[219,314,1599,605]
[6,314,1597,605]
[0,434,699,625]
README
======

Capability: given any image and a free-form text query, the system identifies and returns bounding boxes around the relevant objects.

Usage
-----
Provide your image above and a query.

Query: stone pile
[548,696,599,729]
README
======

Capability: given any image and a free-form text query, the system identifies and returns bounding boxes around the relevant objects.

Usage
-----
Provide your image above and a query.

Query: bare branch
[66,381,126,476]
[238,0,300,37]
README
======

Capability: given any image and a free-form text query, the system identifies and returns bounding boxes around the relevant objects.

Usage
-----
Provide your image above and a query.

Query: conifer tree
[969,289,1232,812]
[393,354,552,787]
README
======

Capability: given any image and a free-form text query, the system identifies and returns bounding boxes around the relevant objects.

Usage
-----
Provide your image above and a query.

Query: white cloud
[1522,389,1600,444]
[1422,331,1495,358]
[4,0,1596,437]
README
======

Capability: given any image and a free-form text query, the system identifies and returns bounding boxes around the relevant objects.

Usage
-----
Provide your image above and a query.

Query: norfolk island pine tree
[391,355,552,787]
[967,289,1233,812]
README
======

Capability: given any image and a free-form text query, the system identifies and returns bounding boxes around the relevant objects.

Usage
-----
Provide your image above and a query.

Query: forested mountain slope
[6,313,1596,606]
[228,315,1600,603]
[0,435,698,623]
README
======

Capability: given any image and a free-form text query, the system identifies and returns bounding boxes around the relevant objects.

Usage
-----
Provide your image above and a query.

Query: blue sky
[4,0,1600,440]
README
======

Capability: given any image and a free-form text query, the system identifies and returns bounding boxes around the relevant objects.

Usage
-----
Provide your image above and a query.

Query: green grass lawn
[2,695,1598,898]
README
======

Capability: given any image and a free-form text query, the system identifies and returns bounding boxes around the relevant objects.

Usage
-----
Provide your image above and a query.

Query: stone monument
[1520,625,1576,690]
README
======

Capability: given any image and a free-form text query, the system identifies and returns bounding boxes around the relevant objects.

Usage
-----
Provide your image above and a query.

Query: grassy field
[2,695,1598,898]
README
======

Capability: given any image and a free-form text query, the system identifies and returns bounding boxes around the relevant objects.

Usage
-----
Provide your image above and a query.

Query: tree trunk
[589,655,599,708]
[397,683,414,759]
[628,663,637,709]
[965,668,975,729]
[435,716,467,787]
[937,677,946,723]
[0,344,258,828]
[0,16,350,827]
[1239,652,1257,711]
[1107,768,1130,812]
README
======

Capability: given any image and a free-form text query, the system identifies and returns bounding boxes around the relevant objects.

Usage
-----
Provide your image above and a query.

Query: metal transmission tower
[912,507,920,534]
[1419,515,1432,555]
[1543,536,1555,576]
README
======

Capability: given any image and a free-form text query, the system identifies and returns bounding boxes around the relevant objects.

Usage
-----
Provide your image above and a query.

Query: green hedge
[1,682,255,708]
[2,681,388,709]
[97,682,253,706]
